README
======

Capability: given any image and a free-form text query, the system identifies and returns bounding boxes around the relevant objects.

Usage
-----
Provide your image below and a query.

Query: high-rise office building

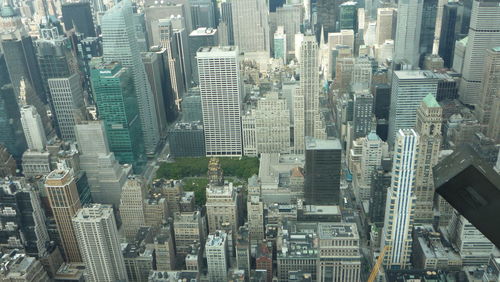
[169,121,206,157]
[477,48,500,141]
[357,132,385,201]
[419,0,438,65]
[61,2,96,37]
[0,3,46,104]
[47,74,85,141]
[45,169,82,262]
[197,46,242,156]
[206,231,229,282]
[304,137,342,205]
[458,0,500,105]
[339,1,358,31]
[72,204,127,281]
[188,27,218,85]
[275,4,302,53]
[393,0,424,67]
[0,178,50,257]
[35,27,79,96]
[173,211,206,256]
[352,91,373,139]
[446,209,494,266]
[414,94,442,222]
[375,8,396,46]
[142,51,169,137]
[274,26,287,62]
[293,84,305,154]
[231,0,270,53]
[317,223,361,281]
[316,0,343,39]
[247,195,264,243]
[101,0,160,154]
[20,105,47,151]
[75,121,131,206]
[381,129,418,269]
[220,1,234,45]
[438,2,467,68]
[120,176,146,240]
[206,183,239,234]
[90,61,145,169]
[388,70,438,144]
[235,225,251,275]
[190,0,216,28]
[300,35,321,139]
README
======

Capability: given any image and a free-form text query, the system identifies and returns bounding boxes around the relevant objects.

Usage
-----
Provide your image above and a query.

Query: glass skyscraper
[90,61,145,170]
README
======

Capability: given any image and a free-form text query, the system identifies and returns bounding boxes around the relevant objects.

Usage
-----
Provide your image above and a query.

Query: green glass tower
[90,60,145,170]
[339,1,358,32]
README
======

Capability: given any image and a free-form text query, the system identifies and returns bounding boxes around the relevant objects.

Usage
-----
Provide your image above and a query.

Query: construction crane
[368,246,389,282]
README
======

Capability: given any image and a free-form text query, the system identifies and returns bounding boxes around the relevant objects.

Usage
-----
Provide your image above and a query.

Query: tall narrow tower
[381,129,419,269]
[231,0,270,53]
[20,105,47,151]
[72,204,127,281]
[197,46,242,156]
[120,176,146,240]
[300,35,320,139]
[393,0,424,67]
[101,0,160,154]
[458,0,500,105]
[414,94,442,222]
[45,169,82,262]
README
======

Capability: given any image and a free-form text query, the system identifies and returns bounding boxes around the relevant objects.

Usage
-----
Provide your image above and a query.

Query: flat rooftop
[189,27,217,36]
[305,137,341,150]
[318,222,358,239]
[395,70,437,80]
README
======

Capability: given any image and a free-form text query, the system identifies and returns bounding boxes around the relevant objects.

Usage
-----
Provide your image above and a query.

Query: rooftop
[46,169,69,180]
[189,27,217,36]
[318,222,358,239]
[395,70,437,80]
[422,93,440,108]
[207,231,227,247]
[305,137,342,150]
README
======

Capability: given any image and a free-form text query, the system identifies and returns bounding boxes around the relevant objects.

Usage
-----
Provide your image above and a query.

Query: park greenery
[156,157,259,180]
[155,157,259,206]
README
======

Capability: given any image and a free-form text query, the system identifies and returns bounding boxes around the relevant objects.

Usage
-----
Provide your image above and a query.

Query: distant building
[173,211,206,257]
[20,105,47,151]
[188,27,218,85]
[61,2,96,37]
[412,225,462,270]
[0,178,50,257]
[235,225,251,275]
[274,26,287,62]
[0,145,16,177]
[169,122,205,158]
[72,204,127,281]
[123,227,155,281]
[0,251,50,281]
[154,225,176,271]
[247,195,264,243]
[317,222,361,281]
[181,88,202,122]
[206,231,229,282]
[120,176,147,240]
[255,242,273,282]
[352,90,373,139]
[339,1,358,31]
[304,137,342,205]
[277,222,318,281]
[206,183,239,234]
[45,169,82,262]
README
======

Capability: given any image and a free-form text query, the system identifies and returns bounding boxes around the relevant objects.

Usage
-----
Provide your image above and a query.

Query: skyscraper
[393,0,424,67]
[414,94,442,222]
[316,0,343,39]
[458,0,500,105]
[120,176,146,240]
[274,26,287,62]
[419,0,438,65]
[352,91,373,139]
[483,48,500,141]
[20,105,46,151]
[47,74,85,141]
[206,231,229,282]
[188,27,218,85]
[197,46,242,156]
[304,137,342,205]
[61,2,96,37]
[388,71,438,144]
[381,129,419,269]
[375,8,396,46]
[45,169,82,262]
[231,0,270,53]
[300,35,321,139]
[90,61,145,169]
[101,0,160,154]
[0,1,45,103]
[339,1,358,31]
[206,182,239,234]
[275,4,303,53]
[438,2,467,68]
[72,204,127,281]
